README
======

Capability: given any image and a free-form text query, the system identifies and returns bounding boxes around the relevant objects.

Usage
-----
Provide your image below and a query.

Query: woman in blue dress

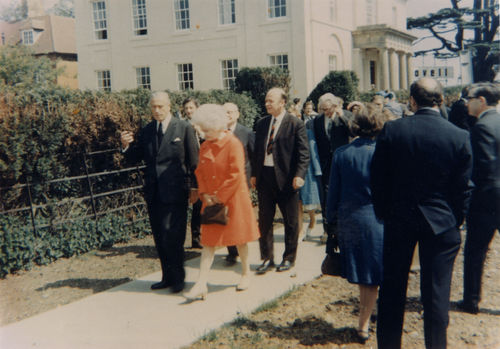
[299,120,322,240]
[326,104,384,342]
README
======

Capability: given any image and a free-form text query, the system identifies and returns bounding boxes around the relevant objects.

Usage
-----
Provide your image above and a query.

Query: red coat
[195,132,260,246]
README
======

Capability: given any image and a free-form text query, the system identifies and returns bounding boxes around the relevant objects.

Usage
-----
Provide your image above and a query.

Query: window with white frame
[174,0,190,30]
[92,1,108,40]
[21,30,34,45]
[221,59,238,90]
[328,55,337,72]
[269,54,288,70]
[136,67,151,89]
[366,0,376,25]
[268,0,286,18]
[177,63,193,90]
[97,70,111,91]
[132,0,147,36]
[219,0,235,25]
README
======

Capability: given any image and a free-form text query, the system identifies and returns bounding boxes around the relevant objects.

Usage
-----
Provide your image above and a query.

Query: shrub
[307,71,359,108]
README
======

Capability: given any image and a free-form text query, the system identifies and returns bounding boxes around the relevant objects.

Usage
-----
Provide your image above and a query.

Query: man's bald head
[410,78,444,109]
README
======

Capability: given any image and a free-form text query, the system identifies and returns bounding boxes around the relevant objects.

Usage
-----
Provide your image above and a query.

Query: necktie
[327,117,333,140]
[266,117,277,155]
[157,121,163,148]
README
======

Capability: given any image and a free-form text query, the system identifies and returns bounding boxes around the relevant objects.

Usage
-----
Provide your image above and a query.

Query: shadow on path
[36,277,133,293]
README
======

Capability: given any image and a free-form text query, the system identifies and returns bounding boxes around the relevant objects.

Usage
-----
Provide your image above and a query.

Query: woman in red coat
[184,104,260,300]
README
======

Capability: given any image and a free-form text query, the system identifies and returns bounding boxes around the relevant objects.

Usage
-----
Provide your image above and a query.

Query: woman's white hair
[191,104,228,135]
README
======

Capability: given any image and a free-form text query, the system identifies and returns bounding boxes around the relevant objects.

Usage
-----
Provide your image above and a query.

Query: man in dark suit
[460,82,500,314]
[223,102,255,265]
[121,91,199,292]
[312,93,350,242]
[251,87,309,273]
[370,78,472,349]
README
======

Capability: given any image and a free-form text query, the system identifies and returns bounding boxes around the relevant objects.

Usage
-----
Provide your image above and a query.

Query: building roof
[0,15,76,55]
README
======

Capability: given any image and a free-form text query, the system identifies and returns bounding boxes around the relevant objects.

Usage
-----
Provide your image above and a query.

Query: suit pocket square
[173,137,181,142]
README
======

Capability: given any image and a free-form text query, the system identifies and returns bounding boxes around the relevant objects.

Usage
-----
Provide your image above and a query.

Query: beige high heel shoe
[236,275,250,291]
[183,283,208,301]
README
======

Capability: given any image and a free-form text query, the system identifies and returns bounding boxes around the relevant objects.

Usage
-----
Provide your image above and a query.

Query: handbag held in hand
[321,249,342,276]
[200,203,229,225]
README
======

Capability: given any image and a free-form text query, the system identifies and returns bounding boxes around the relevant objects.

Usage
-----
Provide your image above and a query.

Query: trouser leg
[277,190,300,263]
[377,221,416,349]
[419,226,460,349]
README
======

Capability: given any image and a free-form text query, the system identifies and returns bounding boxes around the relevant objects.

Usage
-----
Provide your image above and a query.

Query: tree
[408,0,499,82]
[48,0,75,18]
[0,45,62,88]
[0,0,27,22]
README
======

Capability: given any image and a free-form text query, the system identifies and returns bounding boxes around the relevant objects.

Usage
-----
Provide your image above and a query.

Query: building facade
[75,0,416,98]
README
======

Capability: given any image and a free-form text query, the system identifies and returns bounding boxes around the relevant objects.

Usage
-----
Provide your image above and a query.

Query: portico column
[390,49,399,90]
[399,51,408,90]
[406,53,413,88]
[379,48,389,90]
[352,48,364,90]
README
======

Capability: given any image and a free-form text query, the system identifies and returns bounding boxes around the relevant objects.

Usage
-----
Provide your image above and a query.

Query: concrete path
[0,226,326,349]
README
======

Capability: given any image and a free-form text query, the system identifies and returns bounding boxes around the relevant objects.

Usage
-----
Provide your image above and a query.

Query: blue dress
[326,137,384,286]
[300,123,322,209]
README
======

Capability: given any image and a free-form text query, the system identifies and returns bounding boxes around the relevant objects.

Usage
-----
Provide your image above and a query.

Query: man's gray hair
[151,91,170,103]
[318,93,337,107]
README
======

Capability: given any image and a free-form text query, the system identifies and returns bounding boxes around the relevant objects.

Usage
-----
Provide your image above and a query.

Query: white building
[412,51,474,87]
[75,0,416,98]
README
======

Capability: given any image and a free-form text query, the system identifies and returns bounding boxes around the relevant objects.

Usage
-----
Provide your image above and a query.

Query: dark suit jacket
[126,117,199,204]
[252,113,309,192]
[233,123,255,185]
[312,113,351,185]
[370,108,473,234]
[469,108,500,214]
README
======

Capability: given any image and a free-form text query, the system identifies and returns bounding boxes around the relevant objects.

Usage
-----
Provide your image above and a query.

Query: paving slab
[0,226,326,349]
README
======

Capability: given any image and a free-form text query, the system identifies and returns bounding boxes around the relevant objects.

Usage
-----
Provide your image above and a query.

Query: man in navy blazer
[251,87,309,273]
[121,92,199,292]
[371,78,472,349]
[460,82,500,314]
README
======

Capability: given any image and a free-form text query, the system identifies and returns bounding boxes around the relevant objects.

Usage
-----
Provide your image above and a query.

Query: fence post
[25,178,37,235]
[83,150,99,231]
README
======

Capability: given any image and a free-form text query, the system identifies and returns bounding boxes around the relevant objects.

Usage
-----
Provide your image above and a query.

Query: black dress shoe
[171,282,185,293]
[225,254,237,266]
[457,300,479,314]
[256,259,275,274]
[276,260,294,272]
[150,280,173,290]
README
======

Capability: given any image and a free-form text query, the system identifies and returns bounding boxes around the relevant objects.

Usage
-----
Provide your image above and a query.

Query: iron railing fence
[0,148,149,235]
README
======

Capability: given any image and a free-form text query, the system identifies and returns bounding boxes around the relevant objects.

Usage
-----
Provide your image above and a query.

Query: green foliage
[0,213,149,278]
[0,0,27,22]
[167,89,259,129]
[234,67,291,119]
[306,71,359,108]
[407,1,499,82]
[0,45,62,88]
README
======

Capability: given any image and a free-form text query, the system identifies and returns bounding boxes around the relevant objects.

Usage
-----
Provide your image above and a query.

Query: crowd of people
[120,78,499,349]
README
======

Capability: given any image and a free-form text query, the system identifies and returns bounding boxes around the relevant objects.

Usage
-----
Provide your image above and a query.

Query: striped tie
[266,117,277,155]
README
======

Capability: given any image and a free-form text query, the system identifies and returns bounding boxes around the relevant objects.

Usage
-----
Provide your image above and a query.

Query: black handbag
[321,250,342,276]
[200,203,229,225]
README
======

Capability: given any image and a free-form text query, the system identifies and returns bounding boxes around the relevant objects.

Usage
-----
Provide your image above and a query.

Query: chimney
[27,0,45,18]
